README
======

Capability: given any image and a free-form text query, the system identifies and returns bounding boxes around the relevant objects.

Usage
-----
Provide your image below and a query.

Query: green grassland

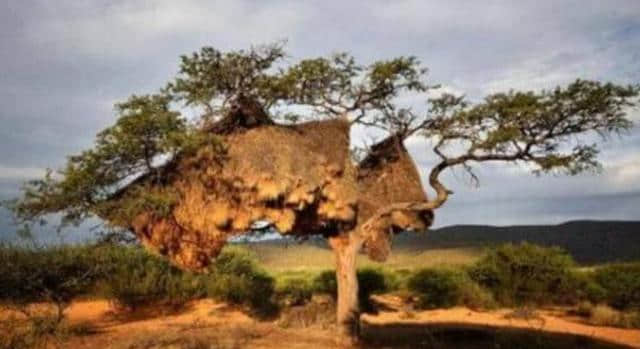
[243,220,640,273]
[247,243,483,273]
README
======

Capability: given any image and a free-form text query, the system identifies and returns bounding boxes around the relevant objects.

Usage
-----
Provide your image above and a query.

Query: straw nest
[119,106,433,270]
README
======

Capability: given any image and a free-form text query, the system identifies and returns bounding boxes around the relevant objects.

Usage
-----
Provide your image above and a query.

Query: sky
[1,0,639,241]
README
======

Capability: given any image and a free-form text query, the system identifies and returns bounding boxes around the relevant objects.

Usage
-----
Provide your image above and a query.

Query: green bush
[556,270,608,305]
[101,246,203,310]
[0,243,208,311]
[276,277,313,306]
[0,243,281,317]
[468,243,576,305]
[357,268,394,312]
[408,268,475,309]
[204,247,277,317]
[0,243,115,349]
[102,245,279,314]
[0,244,105,307]
[311,268,395,313]
[312,270,338,295]
[593,263,640,310]
[583,280,609,304]
[457,276,497,310]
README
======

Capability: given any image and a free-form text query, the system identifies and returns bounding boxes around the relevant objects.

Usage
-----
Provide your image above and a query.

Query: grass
[246,243,483,272]
[0,306,96,349]
[574,303,640,329]
[108,326,262,349]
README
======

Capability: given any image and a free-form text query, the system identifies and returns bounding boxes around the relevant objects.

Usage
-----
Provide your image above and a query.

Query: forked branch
[360,79,639,233]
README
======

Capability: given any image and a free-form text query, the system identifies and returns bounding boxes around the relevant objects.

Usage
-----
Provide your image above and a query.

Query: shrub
[276,277,313,306]
[101,246,203,310]
[209,246,261,275]
[0,243,208,312]
[407,267,496,310]
[312,270,337,295]
[311,268,395,313]
[575,301,595,317]
[357,268,394,312]
[580,276,609,304]
[205,247,277,317]
[0,243,201,346]
[457,276,497,310]
[164,272,205,307]
[552,270,608,305]
[592,263,640,310]
[589,304,620,327]
[468,243,575,306]
[0,244,105,310]
[408,269,457,309]
[585,304,640,328]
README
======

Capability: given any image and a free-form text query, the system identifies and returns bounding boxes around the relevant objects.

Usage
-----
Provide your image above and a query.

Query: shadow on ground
[361,322,634,349]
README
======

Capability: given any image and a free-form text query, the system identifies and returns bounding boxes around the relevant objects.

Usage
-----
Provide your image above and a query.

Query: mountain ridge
[245,220,640,264]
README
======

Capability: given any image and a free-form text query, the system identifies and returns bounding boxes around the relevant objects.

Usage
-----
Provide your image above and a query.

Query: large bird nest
[112,101,433,270]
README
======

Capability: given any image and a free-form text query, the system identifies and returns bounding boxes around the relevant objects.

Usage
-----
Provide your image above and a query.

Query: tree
[9,42,639,340]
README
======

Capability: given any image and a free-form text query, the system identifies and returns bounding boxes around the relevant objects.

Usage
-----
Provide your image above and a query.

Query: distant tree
[9,42,639,340]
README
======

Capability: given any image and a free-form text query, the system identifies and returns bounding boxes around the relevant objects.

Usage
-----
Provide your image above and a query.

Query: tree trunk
[329,234,363,340]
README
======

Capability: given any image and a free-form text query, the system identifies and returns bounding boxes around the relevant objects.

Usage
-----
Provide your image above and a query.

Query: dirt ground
[363,295,640,348]
[60,299,336,349]
[6,299,640,348]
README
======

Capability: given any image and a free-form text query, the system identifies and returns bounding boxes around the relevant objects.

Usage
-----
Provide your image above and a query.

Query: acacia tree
[10,43,639,339]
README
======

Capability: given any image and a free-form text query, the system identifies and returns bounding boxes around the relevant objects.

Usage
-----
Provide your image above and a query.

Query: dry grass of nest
[126,118,434,270]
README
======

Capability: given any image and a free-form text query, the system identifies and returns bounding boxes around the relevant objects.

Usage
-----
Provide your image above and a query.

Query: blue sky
[1,1,639,241]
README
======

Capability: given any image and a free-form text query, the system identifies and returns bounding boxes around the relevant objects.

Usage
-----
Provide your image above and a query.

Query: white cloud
[607,156,640,190]
[0,166,45,180]
[26,1,310,58]
[1,0,639,227]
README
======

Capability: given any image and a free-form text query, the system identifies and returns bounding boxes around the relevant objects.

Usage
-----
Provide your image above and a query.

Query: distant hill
[395,220,640,264]
[247,220,640,265]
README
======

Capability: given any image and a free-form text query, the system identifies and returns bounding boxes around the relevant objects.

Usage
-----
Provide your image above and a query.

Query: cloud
[0,166,45,180]
[609,158,640,189]
[23,1,310,59]
[0,0,639,232]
